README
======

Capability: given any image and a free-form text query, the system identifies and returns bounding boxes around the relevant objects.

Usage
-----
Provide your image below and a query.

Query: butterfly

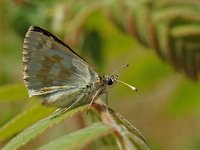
[23,26,137,112]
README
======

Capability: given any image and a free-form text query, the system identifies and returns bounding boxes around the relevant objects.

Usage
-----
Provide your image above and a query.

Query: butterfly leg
[101,91,109,111]
[52,108,62,114]
[87,88,102,110]
[51,94,85,119]
[103,91,108,105]
[50,108,64,120]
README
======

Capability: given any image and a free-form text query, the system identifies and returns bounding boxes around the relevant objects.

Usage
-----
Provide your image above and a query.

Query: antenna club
[116,79,137,92]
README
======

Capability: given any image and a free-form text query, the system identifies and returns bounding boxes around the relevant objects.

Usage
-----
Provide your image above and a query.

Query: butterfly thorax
[82,74,117,98]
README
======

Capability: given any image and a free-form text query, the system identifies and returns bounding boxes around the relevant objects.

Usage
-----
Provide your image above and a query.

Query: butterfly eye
[107,78,113,85]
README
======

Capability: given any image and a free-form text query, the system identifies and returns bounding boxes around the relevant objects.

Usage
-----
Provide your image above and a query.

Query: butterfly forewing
[23,26,99,97]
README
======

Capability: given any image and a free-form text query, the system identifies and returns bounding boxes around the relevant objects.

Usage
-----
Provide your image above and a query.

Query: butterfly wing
[23,26,99,97]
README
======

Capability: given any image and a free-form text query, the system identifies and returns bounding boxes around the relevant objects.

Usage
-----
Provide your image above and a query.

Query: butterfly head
[103,75,118,87]
[102,74,137,92]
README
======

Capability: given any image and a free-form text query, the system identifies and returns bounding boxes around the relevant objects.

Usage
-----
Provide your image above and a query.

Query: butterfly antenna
[116,79,138,92]
[112,64,129,75]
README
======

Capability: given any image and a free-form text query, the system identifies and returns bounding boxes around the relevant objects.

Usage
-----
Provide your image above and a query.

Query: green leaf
[91,102,150,150]
[2,105,87,150]
[37,123,114,150]
[108,108,150,150]
[0,84,28,102]
[0,104,54,142]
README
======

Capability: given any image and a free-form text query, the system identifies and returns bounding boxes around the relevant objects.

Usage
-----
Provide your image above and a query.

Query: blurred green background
[0,0,200,150]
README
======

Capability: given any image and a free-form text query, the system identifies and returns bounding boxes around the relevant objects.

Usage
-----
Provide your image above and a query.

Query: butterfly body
[41,76,104,108]
[23,26,118,109]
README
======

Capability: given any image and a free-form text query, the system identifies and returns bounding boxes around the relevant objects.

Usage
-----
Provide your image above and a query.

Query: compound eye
[107,78,113,85]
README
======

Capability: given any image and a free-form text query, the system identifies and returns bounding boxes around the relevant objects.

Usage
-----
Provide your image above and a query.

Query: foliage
[106,0,200,80]
[37,123,115,150]
[2,106,86,150]
[0,0,200,150]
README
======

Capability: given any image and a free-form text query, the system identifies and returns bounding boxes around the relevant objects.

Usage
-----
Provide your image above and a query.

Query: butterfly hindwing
[23,26,98,97]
